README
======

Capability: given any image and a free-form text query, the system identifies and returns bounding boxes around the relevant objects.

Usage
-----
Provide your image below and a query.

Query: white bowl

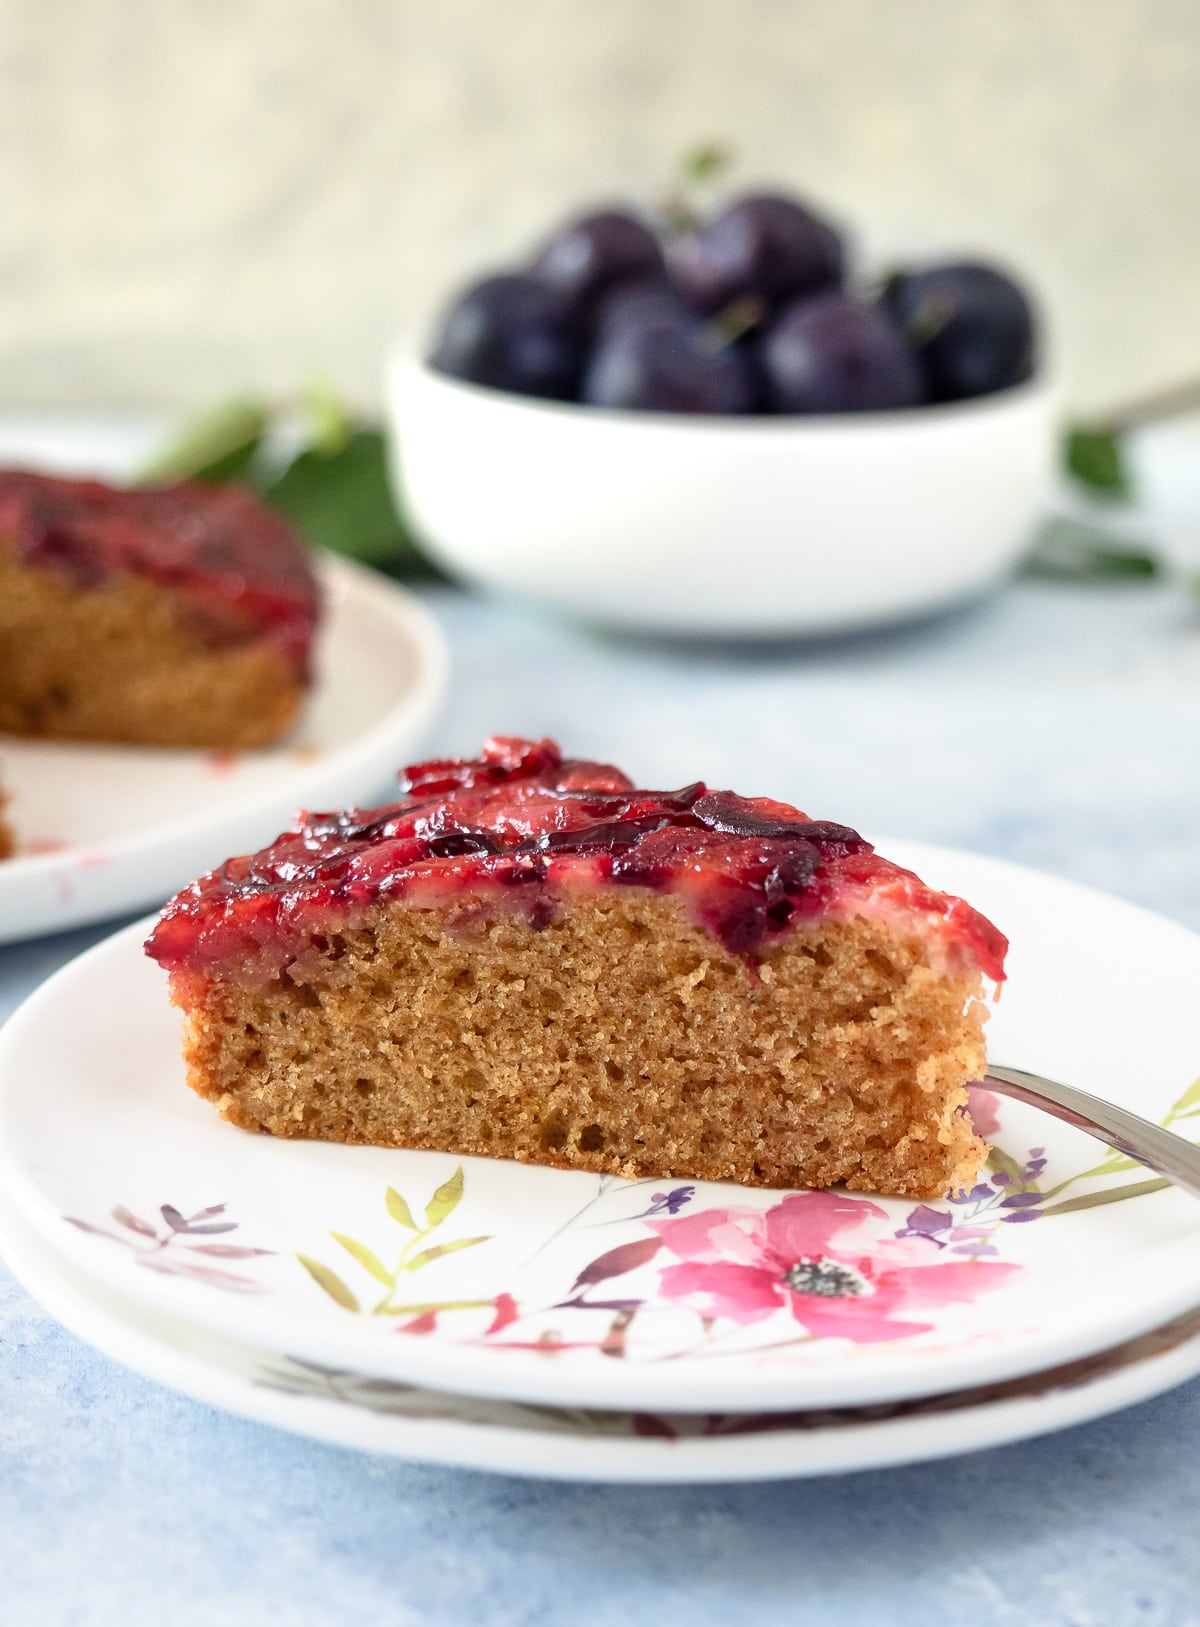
[386,355,1058,637]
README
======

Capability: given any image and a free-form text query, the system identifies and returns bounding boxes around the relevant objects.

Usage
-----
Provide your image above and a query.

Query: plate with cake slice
[1,739,1199,1416]
[0,471,447,944]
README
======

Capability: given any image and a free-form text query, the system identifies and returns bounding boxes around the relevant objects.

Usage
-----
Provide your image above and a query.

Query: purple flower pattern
[895,1147,1051,1254]
[640,1186,696,1218]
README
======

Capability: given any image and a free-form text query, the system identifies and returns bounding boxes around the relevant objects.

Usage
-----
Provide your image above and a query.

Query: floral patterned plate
[5,1201,1200,1484]
[0,553,447,944]
[2,842,1200,1414]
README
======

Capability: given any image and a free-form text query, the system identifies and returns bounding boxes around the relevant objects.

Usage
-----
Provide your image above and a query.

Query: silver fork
[986,1065,1200,1201]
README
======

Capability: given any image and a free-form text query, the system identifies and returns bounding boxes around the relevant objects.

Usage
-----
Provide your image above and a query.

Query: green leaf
[403,1235,490,1273]
[263,426,428,570]
[296,1253,360,1311]
[1064,425,1132,497]
[1166,1076,1200,1121]
[1041,1177,1170,1218]
[140,396,269,486]
[681,140,733,185]
[424,1165,465,1229]
[1023,516,1160,582]
[329,1231,393,1288]
[300,377,352,455]
[377,1297,494,1317]
[901,290,956,346]
[986,1144,1024,1182]
[704,294,768,350]
[1076,1154,1143,1180]
[385,1186,417,1230]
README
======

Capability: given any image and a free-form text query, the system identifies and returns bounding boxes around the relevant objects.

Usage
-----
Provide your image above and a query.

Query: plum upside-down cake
[147,737,1007,1199]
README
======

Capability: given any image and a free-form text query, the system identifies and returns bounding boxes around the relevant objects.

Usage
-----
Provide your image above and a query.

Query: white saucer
[5,1203,1200,1484]
[2,843,1199,1414]
[0,554,447,942]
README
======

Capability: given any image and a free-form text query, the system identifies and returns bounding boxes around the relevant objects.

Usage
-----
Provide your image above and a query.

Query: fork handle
[985,1064,1200,1201]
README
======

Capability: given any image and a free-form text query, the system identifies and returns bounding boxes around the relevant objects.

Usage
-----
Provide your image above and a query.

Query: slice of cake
[147,737,1007,1199]
[0,773,11,859]
[0,470,321,749]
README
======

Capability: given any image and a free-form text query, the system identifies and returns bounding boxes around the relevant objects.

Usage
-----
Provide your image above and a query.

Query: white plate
[0,554,447,943]
[5,1202,1200,1484]
[1,843,1199,1414]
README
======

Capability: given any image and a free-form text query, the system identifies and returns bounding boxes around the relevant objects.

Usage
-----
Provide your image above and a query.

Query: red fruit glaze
[146,736,1007,983]
[0,470,320,677]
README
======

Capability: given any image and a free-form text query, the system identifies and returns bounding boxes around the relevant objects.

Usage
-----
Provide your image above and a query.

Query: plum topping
[147,738,1008,983]
[0,471,319,675]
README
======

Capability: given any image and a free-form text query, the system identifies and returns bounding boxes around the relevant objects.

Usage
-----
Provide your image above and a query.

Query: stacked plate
[3,841,1200,1482]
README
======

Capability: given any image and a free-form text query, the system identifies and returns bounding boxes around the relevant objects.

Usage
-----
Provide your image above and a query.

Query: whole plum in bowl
[388,191,1056,636]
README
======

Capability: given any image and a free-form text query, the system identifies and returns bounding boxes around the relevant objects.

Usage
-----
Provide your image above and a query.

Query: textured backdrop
[0,0,1196,413]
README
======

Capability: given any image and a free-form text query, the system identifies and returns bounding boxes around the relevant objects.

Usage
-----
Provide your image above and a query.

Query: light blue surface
[3,578,1200,1627]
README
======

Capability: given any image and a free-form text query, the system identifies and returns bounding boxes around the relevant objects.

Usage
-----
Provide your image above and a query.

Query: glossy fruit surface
[426,193,1039,417]
[674,193,844,312]
[428,274,578,400]
[147,737,1007,978]
[531,210,665,321]
[583,321,757,414]
[761,293,924,413]
[883,262,1035,401]
[592,278,694,343]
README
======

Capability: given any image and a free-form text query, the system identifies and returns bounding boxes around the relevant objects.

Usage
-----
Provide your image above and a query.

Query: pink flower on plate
[966,1085,1002,1138]
[648,1190,1018,1344]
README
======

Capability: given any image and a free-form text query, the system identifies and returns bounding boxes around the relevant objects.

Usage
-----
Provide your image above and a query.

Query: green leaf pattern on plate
[330,1232,393,1288]
[298,1167,492,1319]
[385,1186,417,1231]
[424,1166,464,1228]
[297,1254,360,1313]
